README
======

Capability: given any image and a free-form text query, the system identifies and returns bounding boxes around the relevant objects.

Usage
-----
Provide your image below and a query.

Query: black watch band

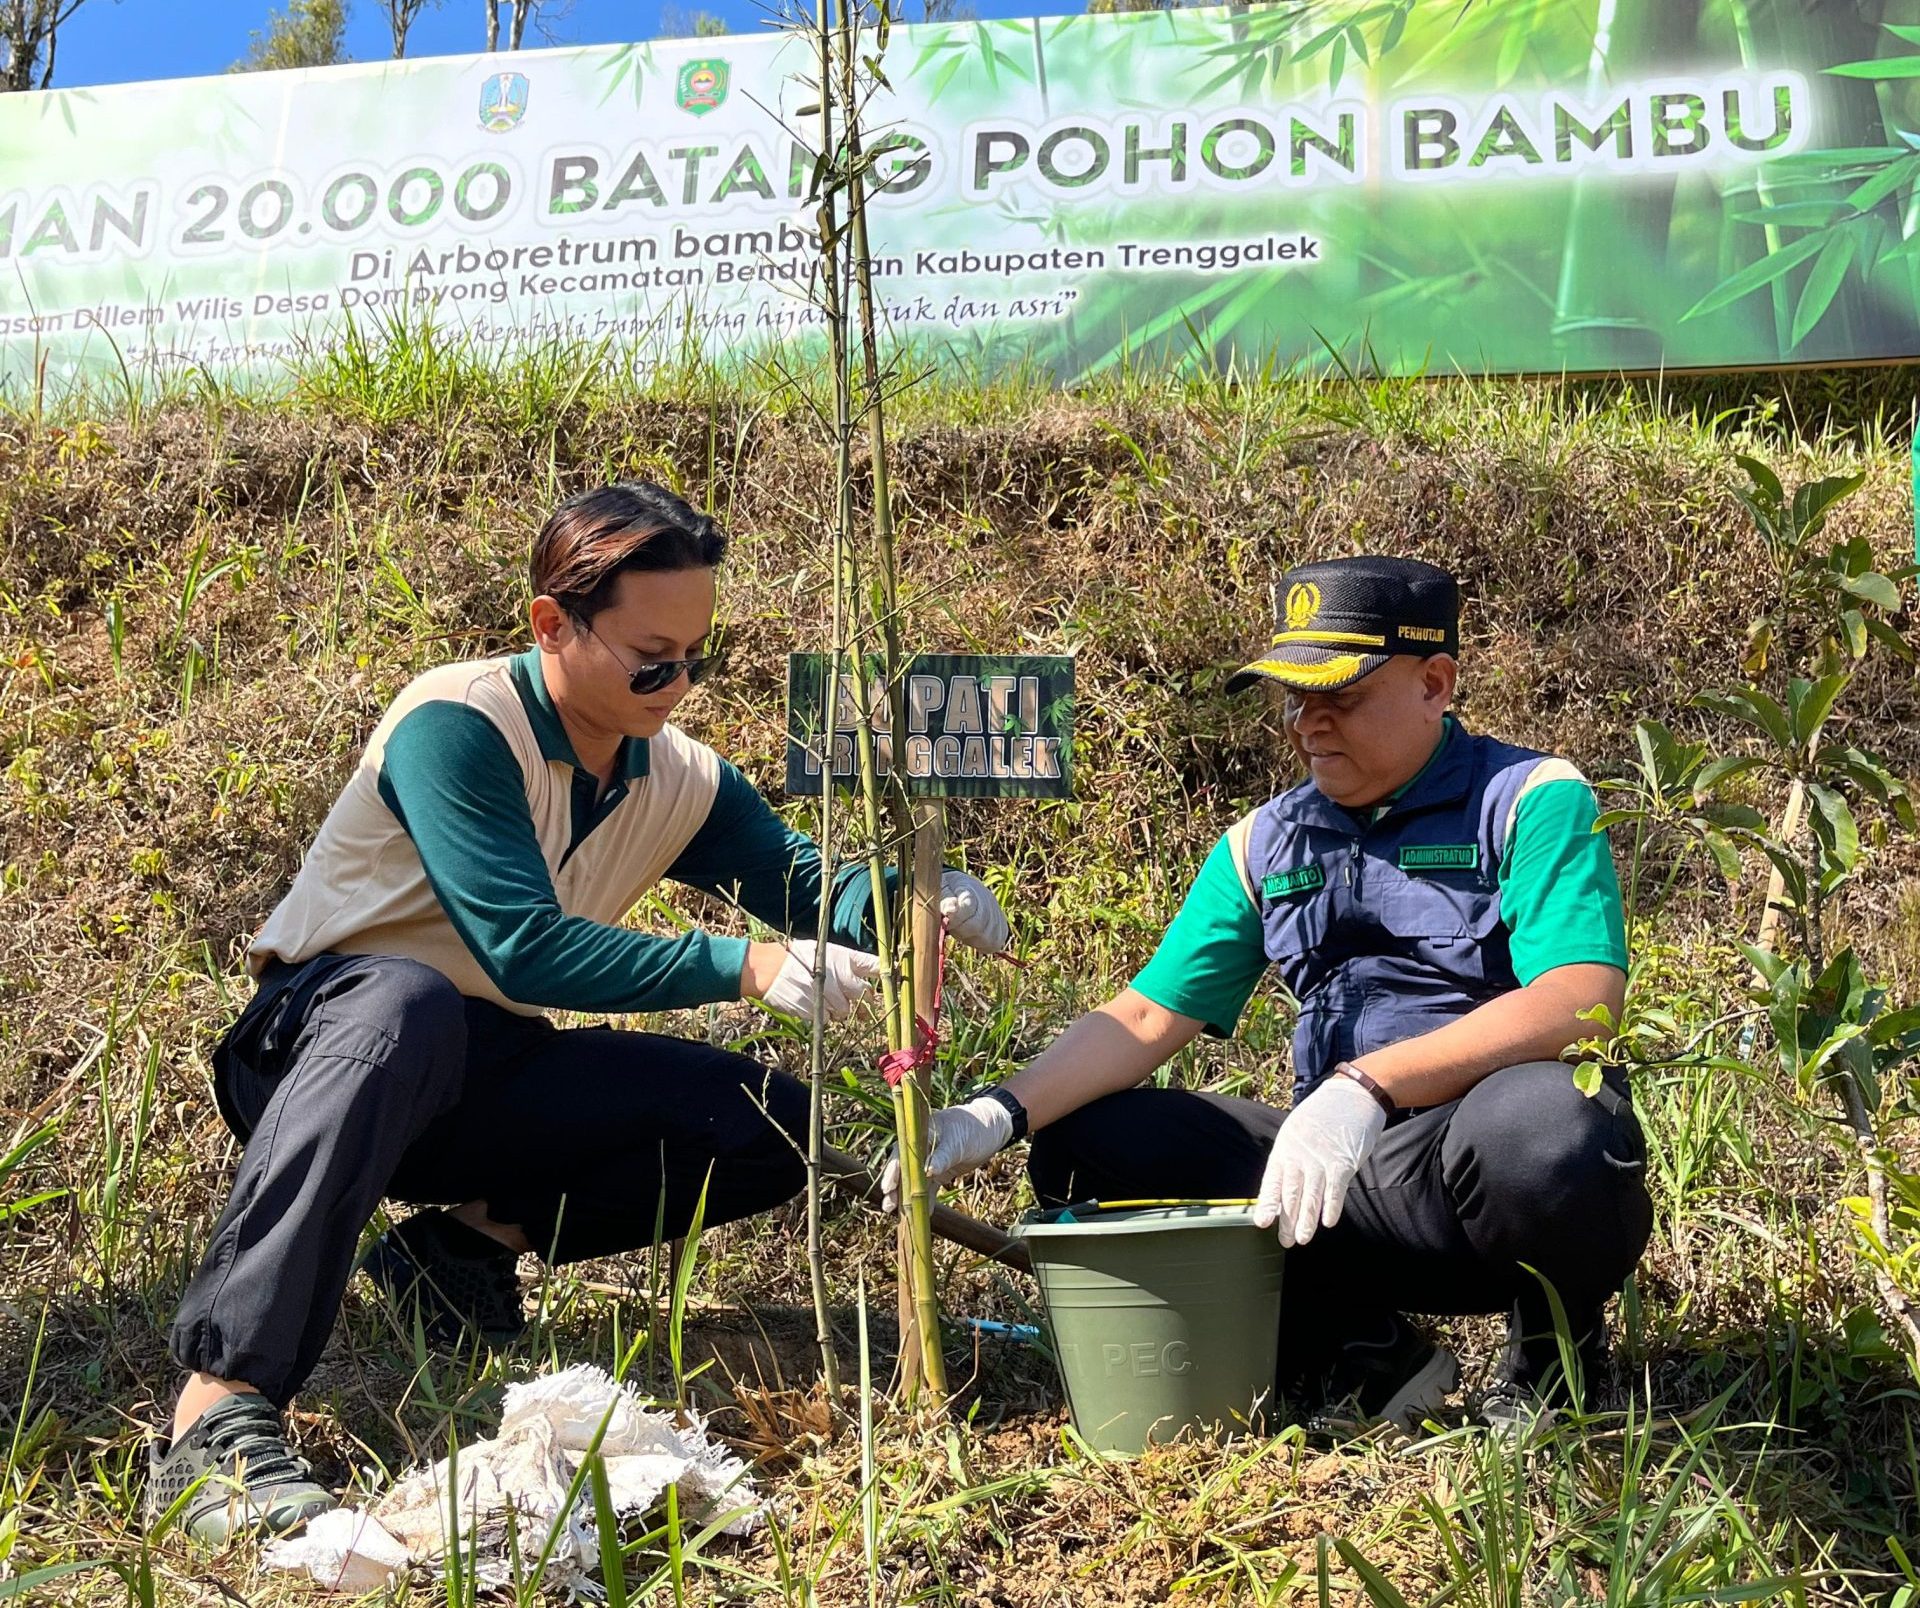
[975,1084,1029,1145]
[1333,1060,1397,1118]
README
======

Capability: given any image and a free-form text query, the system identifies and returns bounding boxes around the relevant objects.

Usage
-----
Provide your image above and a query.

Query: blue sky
[53,0,1073,88]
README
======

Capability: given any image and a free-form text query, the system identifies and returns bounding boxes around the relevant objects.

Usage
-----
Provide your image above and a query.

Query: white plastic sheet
[265,1364,763,1593]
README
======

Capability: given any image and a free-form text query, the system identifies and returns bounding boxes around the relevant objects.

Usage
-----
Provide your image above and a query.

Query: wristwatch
[971,1084,1030,1145]
[1333,1061,1397,1118]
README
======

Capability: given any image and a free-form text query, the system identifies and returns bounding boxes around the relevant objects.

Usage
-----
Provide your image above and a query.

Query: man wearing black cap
[889,555,1652,1431]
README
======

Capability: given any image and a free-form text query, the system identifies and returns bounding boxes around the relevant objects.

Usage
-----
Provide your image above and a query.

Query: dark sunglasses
[576,615,720,696]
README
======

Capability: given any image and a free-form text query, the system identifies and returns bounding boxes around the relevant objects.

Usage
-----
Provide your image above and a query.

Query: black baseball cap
[1225,555,1459,695]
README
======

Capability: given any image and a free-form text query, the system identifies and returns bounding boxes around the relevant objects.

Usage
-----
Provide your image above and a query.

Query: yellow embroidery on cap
[1284,582,1322,632]
[1268,629,1386,648]
[1241,651,1371,687]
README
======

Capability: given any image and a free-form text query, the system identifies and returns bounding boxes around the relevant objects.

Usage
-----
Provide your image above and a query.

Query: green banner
[786,654,1075,799]
[6,3,1920,386]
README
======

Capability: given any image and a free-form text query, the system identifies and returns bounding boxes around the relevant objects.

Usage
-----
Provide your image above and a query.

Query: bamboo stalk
[836,0,946,1406]
[801,0,850,1409]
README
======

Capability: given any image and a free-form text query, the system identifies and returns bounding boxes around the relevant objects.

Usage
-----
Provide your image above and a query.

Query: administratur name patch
[1399,844,1480,871]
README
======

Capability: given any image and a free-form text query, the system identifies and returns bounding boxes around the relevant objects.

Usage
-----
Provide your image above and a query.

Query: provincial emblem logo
[676,58,729,116]
[1284,582,1322,632]
[479,71,530,133]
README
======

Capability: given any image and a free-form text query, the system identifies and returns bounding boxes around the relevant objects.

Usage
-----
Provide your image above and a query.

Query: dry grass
[3,361,1919,1604]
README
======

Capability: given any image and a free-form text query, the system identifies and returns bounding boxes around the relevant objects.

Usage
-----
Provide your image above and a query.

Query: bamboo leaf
[1773,145,1917,169]
[975,24,998,90]
[909,34,961,74]
[1846,153,1920,211]
[1381,4,1408,55]
[1733,201,1853,227]
[923,51,966,103]
[989,45,1033,83]
[1294,22,1344,61]
[1827,56,1920,80]
[1682,232,1829,321]
[1791,232,1856,347]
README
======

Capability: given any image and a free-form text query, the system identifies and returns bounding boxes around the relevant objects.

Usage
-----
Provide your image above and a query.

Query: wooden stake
[894,798,949,1404]
[1755,779,1806,957]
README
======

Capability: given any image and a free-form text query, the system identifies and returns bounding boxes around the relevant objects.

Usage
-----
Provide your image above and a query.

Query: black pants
[168,953,809,1405]
[1027,1062,1653,1380]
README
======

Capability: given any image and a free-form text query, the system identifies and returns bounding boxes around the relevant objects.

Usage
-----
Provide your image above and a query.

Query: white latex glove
[1253,1074,1387,1248]
[939,870,1011,954]
[880,1095,1014,1211]
[756,940,881,1022]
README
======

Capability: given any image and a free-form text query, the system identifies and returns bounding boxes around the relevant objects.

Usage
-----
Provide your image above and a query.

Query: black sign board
[786,653,1074,800]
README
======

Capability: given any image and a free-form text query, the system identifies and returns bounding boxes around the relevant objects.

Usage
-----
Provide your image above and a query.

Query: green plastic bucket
[1013,1201,1285,1454]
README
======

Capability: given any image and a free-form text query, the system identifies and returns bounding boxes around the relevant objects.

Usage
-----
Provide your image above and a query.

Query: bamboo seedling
[796,0,948,1406]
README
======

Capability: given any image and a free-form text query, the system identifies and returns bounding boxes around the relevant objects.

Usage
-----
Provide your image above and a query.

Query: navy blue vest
[1245,723,1548,1101]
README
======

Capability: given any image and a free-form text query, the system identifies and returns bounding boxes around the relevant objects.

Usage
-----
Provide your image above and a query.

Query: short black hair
[529,481,728,623]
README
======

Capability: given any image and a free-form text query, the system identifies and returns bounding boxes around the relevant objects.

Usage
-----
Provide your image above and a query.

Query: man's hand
[880,1095,1013,1210]
[744,940,881,1022]
[1253,1075,1387,1247]
[939,870,1011,954]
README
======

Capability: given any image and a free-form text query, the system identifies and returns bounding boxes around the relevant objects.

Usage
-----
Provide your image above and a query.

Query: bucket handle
[1046,1196,1257,1222]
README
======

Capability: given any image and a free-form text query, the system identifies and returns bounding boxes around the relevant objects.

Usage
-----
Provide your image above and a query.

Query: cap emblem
[1284,582,1321,632]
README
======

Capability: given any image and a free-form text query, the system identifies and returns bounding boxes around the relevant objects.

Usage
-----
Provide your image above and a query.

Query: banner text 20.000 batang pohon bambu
[6,1,1920,385]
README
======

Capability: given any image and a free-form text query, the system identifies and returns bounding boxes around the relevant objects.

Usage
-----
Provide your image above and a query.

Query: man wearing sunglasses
[149,480,1010,1542]
[896,556,1651,1437]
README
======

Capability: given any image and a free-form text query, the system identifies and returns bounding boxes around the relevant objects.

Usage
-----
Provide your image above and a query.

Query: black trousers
[168,953,809,1405]
[1027,1062,1653,1379]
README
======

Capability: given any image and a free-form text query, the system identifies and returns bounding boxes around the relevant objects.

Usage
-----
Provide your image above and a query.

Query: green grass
[2,335,1919,1602]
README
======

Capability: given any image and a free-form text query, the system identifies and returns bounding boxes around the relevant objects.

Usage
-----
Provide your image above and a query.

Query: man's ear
[528,595,573,651]
[1421,654,1458,710]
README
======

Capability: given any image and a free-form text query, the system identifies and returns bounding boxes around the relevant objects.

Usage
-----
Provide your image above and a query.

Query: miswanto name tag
[1399,844,1480,872]
[1262,865,1325,899]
